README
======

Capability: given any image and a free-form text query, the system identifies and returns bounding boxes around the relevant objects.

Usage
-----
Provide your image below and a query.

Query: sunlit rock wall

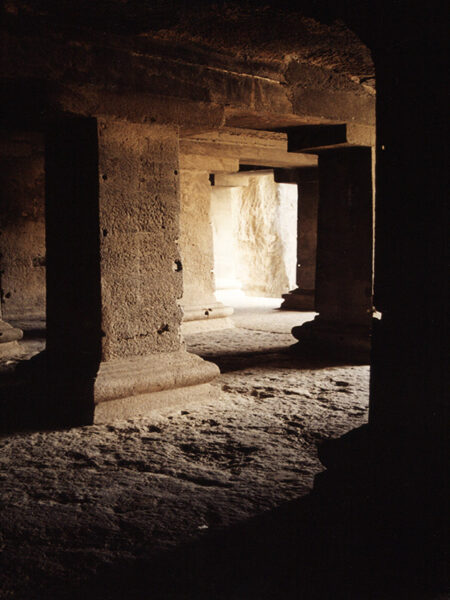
[211,186,242,291]
[213,174,297,298]
[237,175,297,297]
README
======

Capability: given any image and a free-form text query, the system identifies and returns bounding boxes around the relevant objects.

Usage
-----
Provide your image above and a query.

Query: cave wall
[0,132,46,323]
[211,186,241,291]
[212,174,297,298]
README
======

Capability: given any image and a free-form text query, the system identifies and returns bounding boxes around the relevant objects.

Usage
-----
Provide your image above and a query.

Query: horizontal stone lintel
[94,350,219,405]
[179,154,239,174]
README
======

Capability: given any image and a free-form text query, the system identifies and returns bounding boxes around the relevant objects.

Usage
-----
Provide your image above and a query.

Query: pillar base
[0,349,220,430]
[291,316,371,363]
[280,288,315,311]
[0,320,23,357]
[181,302,234,334]
[93,350,220,423]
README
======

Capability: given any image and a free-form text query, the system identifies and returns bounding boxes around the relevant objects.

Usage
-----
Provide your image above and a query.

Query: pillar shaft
[315,147,373,324]
[44,117,218,424]
[292,147,373,361]
[179,168,233,333]
[278,168,319,310]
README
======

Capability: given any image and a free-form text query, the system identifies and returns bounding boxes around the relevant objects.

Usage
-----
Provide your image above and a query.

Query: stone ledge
[94,350,219,405]
[181,317,234,334]
[93,382,217,423]
[181,302,234,322]
[281,288,315,311]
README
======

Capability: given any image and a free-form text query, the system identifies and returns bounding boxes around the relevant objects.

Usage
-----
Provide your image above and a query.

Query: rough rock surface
[236,174,297,297]
[0,133,46,322]
[0,304,369,599]
[179,169,217,307]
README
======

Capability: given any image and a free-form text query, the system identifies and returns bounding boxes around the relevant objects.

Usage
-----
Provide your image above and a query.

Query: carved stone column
[275,167,319,311]
[44,116,219,425]
[178,168,234,333]
[292,147,373,362]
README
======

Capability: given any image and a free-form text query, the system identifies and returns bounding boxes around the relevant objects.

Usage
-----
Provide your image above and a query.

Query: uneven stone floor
[0,302,370,599]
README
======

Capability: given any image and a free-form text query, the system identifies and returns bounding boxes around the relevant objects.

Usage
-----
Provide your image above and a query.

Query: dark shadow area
[26,426,447,600]
[0,350,96,433]
[199,347,357,374]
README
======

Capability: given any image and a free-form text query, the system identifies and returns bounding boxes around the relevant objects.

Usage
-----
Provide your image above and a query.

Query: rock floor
[0,303,370,599]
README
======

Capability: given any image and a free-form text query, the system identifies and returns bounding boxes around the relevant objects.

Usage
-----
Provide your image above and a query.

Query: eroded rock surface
[0,314,369,599]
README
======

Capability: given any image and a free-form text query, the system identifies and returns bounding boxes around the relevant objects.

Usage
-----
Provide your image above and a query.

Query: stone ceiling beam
[284,123,375,153]
[179,154,239,173]
[213,169,275,187]
[179,130,318,169]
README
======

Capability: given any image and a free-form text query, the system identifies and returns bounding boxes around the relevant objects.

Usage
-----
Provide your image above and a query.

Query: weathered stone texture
[211,186,242,290]
[0,134,46,321]
[1,6,375,130]
[178,170,216,307]
[236,174,297,297]
[98,120,183,360]
[178,169,234,332]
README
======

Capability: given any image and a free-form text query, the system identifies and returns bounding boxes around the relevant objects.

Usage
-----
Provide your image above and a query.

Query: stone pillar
[44,117,218,425]
[292,147,373,362]
[276,168,319,310]
[179,169,233,333]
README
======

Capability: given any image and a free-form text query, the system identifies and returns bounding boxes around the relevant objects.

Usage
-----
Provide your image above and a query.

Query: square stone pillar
[276,168,319,311]
[292,147,373,361]
[179,169,233,333]
[44,117,218,425]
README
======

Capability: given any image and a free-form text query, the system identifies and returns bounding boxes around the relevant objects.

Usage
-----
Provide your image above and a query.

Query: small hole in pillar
[173,260,182,272]
[158,324,169,335]
[174,170,178,176]
[103,229,108,237]
[204,311,209,316]
[102,174,108,181]
[5,292,11,298]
